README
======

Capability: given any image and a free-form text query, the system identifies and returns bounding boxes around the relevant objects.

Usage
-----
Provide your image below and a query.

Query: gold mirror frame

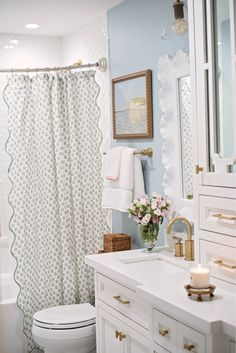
[112,70,153,139]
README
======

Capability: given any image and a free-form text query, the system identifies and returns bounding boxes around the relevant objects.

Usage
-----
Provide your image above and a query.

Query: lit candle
[190,264,210,288]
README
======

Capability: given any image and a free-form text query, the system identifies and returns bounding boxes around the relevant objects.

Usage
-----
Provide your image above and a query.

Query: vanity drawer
[177,322,206,353]
[153,309,177,353]
[199,195,236,237]
[97,273,149,330]
[200,239,236,285]
[154,309,206,353]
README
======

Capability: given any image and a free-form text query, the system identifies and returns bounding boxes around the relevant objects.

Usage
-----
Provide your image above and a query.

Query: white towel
[104,146,125,181]
[102,148,145,212]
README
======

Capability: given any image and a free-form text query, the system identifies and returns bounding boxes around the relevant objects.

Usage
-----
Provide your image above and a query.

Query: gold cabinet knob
[115,330,120,339]
[159,329,169,337]
[184,343,195,351]
[118,332,126,341]
[115,330,126,341]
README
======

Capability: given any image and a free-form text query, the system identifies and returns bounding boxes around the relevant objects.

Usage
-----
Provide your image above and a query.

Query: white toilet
[32,303,96,353]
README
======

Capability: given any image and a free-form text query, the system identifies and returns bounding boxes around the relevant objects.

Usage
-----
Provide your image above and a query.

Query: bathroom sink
[119,255,185,276]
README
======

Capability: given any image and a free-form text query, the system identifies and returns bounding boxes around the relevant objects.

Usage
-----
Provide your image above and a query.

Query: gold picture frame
[112,70,153,139]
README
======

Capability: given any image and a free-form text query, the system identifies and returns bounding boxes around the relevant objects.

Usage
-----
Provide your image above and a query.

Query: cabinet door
[97,307,124,353]
[190,0,236,188]
[177,322,206,353]
[124,324,151,353]
[97,306,151,353]
[153,309,177,353]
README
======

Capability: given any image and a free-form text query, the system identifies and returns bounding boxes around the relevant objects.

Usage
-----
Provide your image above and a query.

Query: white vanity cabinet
[91,271,227,353]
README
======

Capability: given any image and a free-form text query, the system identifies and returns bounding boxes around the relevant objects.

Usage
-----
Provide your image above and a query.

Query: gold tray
[184,284,216,302]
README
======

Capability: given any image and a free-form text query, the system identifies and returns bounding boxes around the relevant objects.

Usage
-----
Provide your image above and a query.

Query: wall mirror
[206,0,236,174]
[158,50,194,221]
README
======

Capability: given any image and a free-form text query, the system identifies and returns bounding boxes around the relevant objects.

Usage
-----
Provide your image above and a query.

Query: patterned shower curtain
[4,71,108,352]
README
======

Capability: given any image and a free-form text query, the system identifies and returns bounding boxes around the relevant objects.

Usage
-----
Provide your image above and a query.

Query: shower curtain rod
[0,57,107,74]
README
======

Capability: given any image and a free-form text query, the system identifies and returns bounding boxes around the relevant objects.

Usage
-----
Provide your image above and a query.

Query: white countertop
[85,248,236,338]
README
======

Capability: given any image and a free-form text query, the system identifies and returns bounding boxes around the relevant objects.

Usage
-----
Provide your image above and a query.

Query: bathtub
[0,240,43,353]
[0,236,26,353]
[0,276,27,353]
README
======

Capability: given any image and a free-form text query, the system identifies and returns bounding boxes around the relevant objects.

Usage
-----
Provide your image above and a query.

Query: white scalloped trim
[157,50,194,222]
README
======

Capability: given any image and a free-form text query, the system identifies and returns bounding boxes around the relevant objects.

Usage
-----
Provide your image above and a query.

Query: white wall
[0,34,62,68]
[61,14,112,229]
[61,14,111,156]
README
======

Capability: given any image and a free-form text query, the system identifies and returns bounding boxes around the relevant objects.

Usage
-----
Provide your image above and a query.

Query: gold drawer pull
[159,329,169,337]
[184,344,195,351]
[115,330,126,341]
[214,260,236,270]
[113,295,130,305]
[212,213,236,221]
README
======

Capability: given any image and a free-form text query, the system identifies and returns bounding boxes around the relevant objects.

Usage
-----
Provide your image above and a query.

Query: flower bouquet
[128,192,171,251]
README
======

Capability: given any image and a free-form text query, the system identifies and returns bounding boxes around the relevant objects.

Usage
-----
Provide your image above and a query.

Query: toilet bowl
[32,303,96,353]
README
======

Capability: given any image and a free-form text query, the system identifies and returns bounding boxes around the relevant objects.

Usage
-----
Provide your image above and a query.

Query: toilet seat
[33,303,96,330]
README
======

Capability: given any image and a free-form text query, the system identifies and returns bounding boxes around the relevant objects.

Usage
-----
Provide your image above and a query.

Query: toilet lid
[33,303,96,330]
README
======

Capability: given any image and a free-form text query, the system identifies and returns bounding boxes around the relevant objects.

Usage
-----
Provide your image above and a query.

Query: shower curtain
[4,71,108,352]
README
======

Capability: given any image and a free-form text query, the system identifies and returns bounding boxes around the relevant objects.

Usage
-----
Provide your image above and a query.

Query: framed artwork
[112,70,153,139]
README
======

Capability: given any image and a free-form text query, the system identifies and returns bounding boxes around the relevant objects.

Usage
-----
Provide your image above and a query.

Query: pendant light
[172,0,188,35]
[161,0,188,40]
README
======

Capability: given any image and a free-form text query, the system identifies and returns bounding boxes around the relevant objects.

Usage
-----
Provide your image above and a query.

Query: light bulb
[172,18,188,36]
[25,23,40,29]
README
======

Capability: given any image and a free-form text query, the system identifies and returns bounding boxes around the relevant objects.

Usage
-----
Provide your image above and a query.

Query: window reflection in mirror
[213,0,235,163]
[178,75,194,200]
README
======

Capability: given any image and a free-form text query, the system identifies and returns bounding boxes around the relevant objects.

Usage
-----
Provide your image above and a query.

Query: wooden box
[103,233,131,253]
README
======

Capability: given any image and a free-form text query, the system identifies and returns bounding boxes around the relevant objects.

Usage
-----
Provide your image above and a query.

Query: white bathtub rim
[0,272,19,303]
[0,297,17,305]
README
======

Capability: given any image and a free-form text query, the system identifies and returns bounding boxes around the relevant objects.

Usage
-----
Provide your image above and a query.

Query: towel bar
[103,148,153,158]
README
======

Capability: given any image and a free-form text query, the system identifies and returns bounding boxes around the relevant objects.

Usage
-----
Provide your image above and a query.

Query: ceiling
[0,0,124,37]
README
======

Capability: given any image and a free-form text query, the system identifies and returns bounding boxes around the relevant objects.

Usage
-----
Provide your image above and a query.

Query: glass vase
[140,223,159,252]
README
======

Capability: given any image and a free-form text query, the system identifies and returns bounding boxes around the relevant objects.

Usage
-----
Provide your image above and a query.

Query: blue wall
[108,0,189,247]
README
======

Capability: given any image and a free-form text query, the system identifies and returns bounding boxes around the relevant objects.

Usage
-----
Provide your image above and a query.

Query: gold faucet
[166,216,194,261]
